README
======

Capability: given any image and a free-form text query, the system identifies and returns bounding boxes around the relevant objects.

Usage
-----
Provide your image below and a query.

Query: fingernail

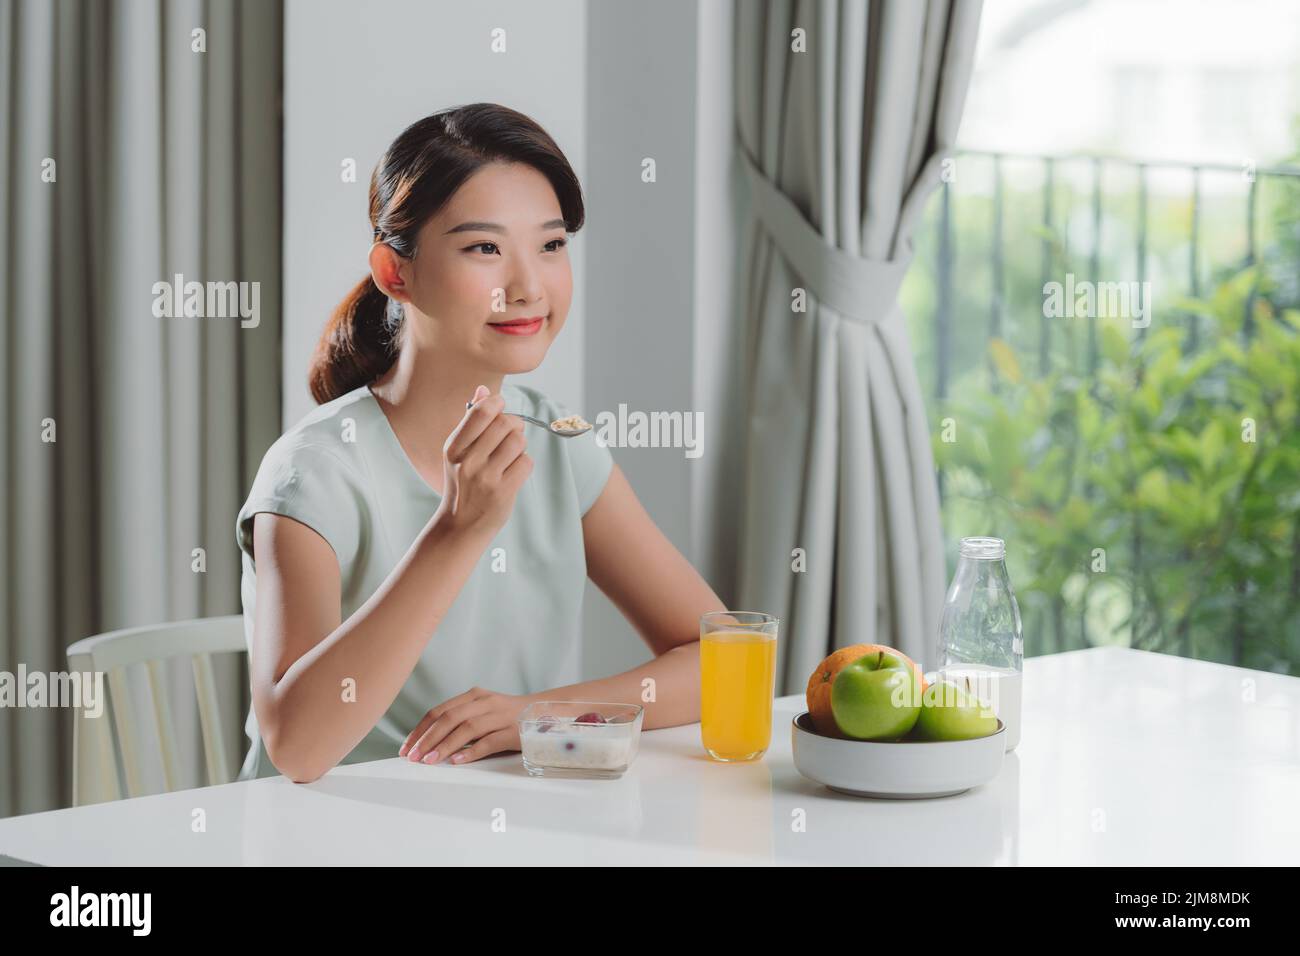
[472,385,488,401]
[398,743,408,757]
[407,749,420,761]
[451,752,465,764]
[422,750,439,765]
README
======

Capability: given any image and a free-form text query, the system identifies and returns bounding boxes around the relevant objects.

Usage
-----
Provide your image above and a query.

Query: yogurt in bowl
[517,701,644,779]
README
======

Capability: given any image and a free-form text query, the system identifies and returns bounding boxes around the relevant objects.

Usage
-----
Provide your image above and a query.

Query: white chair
[66,615,247,806]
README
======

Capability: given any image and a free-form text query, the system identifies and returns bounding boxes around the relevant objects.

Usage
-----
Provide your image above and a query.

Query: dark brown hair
[308,103,586,404]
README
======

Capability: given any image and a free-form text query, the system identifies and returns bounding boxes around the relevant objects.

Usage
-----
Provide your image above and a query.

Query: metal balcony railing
[934,150,1300,401]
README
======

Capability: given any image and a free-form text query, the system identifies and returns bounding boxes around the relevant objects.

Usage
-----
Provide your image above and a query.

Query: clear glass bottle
[937,537,1023,751]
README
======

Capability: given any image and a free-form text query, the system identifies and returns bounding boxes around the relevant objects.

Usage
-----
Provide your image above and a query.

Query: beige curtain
[734,0,982,693]
[0,0,282,817]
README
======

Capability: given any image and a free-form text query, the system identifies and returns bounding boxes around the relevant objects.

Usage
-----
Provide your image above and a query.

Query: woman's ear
[369,242,410,303]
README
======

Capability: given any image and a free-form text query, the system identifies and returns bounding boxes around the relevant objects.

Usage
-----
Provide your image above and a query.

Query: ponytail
[308,275,399,404]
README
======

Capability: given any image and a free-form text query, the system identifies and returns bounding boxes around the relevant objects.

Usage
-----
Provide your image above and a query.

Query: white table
[1,647,1297,865]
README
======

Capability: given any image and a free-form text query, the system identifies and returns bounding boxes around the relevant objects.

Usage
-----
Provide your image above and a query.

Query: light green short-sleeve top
[234,383,614,779]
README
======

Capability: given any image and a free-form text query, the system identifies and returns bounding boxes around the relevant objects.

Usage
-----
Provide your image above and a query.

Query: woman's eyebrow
[444,218,567,235]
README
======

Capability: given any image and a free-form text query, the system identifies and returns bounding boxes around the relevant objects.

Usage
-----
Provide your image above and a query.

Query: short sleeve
[235,439,366,566]
[563,427,614,516]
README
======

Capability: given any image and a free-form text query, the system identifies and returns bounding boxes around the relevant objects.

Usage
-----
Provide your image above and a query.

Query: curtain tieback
[740,145,907,327]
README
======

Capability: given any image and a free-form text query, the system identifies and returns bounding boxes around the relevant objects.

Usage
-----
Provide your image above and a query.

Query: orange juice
[700,630,777,760]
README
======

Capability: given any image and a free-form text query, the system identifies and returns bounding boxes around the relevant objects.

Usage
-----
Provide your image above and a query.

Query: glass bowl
[517,700,644,779]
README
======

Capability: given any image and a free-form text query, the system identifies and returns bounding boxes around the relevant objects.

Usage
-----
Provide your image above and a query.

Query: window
[901,0,1300,673]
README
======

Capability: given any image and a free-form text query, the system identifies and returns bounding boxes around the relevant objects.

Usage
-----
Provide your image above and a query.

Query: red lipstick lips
[488,315,545,336]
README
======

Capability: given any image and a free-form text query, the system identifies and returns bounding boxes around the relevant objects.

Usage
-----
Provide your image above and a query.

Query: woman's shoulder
[259,386,381,477]
[237,386,378,560]
[244,385,384,512]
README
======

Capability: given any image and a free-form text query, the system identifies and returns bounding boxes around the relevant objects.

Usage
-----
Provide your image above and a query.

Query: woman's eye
[465,238,566,255]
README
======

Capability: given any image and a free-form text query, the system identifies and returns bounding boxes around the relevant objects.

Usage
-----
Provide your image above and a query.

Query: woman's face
[400,161,572,374]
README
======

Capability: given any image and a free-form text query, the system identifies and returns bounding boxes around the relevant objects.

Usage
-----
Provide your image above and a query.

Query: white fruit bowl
[791,712,1005,799]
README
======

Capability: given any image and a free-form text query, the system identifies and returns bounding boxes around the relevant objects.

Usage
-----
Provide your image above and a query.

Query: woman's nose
[505,256,545,304]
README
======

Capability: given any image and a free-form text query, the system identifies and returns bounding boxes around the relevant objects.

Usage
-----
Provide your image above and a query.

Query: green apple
[914,680,999,741]
[830,650,922,740]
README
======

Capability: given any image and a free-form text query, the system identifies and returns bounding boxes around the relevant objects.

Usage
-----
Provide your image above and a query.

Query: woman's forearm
[263,515,492,780]
[539,640,701,730]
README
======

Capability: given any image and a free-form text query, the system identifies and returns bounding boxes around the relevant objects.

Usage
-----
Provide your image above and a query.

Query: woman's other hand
[399,686,532,764]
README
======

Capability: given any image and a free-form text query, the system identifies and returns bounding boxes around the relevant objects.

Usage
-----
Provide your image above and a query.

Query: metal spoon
[465,402,593,438]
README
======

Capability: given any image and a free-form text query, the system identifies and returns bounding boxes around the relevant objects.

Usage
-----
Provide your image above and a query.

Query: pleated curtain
[733,0,982,692]
[0,0,282,817]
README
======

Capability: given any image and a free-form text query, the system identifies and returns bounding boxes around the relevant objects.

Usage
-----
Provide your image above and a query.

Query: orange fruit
[805,644,926,737]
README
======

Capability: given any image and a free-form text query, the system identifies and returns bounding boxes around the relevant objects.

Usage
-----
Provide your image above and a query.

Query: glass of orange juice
[700,611,778,761]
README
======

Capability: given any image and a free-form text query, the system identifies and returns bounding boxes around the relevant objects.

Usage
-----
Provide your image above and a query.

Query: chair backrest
[66,615,247,806]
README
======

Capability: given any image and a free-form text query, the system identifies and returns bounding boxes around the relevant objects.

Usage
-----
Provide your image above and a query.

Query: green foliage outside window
[905,157,1300,674]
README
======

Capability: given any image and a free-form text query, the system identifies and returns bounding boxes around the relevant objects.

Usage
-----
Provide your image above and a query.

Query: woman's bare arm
[250,511,493,782]
[249,391,530,783]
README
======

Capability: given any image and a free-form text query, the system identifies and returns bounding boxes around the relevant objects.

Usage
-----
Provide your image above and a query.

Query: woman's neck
[369,339,504,480]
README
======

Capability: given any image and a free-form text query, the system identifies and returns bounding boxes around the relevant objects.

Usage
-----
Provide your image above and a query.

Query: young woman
[235,103,725,783]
